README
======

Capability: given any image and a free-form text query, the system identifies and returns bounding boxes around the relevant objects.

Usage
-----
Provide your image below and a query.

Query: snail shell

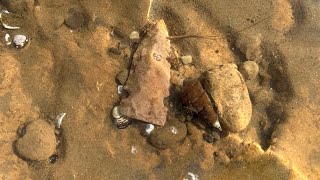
[112,106,131,129]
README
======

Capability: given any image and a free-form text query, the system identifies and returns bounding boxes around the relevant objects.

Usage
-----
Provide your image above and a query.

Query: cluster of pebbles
[108,20,257,150]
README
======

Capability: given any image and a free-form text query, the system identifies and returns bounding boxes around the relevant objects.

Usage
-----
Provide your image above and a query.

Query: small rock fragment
[206,64,252,132]
[181,55,192,65]
[240,61,259,80]
[64,9,86,29]
[129,31,140,42]
[111,27,126,38]
[203,133,214,143]
[16,120,56,161]
[108,47,121,55]
[116,69,129,85]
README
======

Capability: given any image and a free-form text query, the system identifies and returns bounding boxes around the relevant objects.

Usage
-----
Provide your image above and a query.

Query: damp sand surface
[0,0,320,179]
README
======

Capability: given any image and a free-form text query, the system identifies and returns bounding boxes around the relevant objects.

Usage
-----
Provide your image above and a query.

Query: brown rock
[149,119,187,149]
[16,120,56,161]
[120,20,171,126]
[206,64,252,132]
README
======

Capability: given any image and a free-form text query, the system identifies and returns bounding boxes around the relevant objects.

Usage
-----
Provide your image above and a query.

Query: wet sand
[0,0,319,179]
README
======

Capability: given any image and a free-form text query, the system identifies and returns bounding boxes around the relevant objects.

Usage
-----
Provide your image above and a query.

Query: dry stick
[167,14,275,40]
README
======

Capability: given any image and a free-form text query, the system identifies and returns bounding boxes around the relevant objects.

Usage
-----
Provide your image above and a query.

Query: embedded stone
[206,63,252,132]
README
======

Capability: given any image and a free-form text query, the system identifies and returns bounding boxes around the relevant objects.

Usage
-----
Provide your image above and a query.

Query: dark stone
[203,133,213,143]
[149,118,187,149]
[64,8,86,29]
[108,47,121,55]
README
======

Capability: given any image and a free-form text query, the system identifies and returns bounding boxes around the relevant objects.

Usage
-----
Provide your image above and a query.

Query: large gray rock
[206,63,252,132]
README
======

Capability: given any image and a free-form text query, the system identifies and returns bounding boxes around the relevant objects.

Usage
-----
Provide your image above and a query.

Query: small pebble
[111,27,126,38]
[17,124,26,137]
[49,154,58,164]
[108,47,121,55]
[13,35,29,49]
[64,9,85,29]
[210,131,220,142]
[203,133,214,143]
[116,69,129,85]
[214,151,230,165]
[240,61,259,80]
[181,55,193,65]
[129,31,140,42]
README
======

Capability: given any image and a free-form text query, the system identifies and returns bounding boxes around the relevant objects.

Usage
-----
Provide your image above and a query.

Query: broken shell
[0,10,20,30]
[4,33,11,45]
[113,116,132,129]
[112,106,122,119]
[13,35,29,49]
[117,85,124,95]
[55,113,66,129]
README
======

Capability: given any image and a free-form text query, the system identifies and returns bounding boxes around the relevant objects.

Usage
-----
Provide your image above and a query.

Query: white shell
[55,113,66,129]
[117,85,123,94]
[112,106,122,119]
[13,35,28,48]
[145,124,155,135]
[213,120,222,131]
[5,33,11,45]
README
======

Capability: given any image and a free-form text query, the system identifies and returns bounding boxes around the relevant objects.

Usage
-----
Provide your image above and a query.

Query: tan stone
[206,63,252,132]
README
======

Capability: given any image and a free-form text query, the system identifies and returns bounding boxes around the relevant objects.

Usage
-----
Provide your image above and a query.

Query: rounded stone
[205,63,252,132]
[240,61,259,80]
[181,55,193,65]
[149,119,187,149]
[64,9,86,29]
[16,120,56,161]
[129,31,140,42]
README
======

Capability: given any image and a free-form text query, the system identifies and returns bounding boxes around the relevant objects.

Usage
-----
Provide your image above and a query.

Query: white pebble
[13,35,28,48]
[181,55,193,65]
[129,31,140,42]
